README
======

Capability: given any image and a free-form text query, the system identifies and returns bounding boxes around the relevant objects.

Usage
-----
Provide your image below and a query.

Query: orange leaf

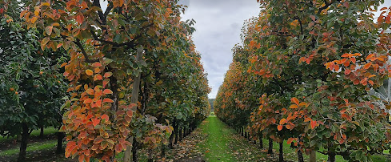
[94,74,103,81]
[285,124,293,130]
[86,69,94,76]
[298,102,307,107]
[92,118,100,127]
[78,154,85,162]
[84,98,92,104]
[310,120,317,129]
[363,62,372,69]
[277,125,283,131]
[304,117,312,122]
[366,54,375,61]
[280,118,287,125]
[344,69,351,75]
[287,138,295,145]
[103,98,114,103]
[92,62,102,67]
[104,72,113,78]
[289,104,298,109]
[86,89,94,95]
[101,114,109,121]
[103,89,113,95]
[291,97,299,105]
[350,57,356,64]
[341,53,350,57]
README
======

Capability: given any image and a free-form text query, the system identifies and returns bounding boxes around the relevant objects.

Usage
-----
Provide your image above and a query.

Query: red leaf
[310,15,316,21]
[310,120,317,129]
[127,110,133,117]
[76,14,84,24]
[92,118,100,127]
[115,144,122,153]
[291,97,299,105]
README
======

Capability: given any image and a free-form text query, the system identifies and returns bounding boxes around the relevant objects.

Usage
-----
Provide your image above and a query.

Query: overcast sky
[179,0,260,98]
[100,0,391,99]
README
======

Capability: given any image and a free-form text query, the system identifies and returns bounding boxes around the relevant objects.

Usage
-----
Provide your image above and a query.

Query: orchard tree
[0,1,66,161]
[248,0,391,161]
[22,0,210,161]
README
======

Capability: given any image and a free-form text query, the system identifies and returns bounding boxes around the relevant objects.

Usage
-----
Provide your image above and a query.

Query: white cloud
[180,0,260,98]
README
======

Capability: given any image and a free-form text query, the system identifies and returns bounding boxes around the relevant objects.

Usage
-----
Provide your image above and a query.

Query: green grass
[0,140,57,157]
[0,127,58,142]
[198,116,237,161]
[199,116,391,162]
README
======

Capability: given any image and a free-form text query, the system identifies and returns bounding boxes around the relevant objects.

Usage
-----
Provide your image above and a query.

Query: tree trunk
[56,132,65,154]
[328,152,335,162]
[132,140,138,162]
[147,148,153,162]
[161,143,166,158]
[169,130,174,149]
[123,47,143,162]
[174,121,179,145]
[309,150,316,162]
[268,138,273,154]
[328,142,335,162]
[39,125,44,138]
[279,142,284,162]
[17,123,29,162]
[297,137,304,162]
[259,136,263,149]
[179,127,183,141]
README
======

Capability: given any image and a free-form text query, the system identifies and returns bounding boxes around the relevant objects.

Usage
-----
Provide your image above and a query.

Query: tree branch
[74,39,98,63]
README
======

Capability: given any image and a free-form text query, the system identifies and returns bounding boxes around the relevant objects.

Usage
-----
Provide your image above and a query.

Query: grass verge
[0,140,57,157]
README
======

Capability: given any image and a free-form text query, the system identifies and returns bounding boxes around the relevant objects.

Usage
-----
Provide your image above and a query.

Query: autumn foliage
[21,0,210,161]
[215,0,391,161]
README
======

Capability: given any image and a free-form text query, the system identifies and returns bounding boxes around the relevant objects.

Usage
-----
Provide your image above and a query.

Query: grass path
[197,115,390,162]
[198,115,236,161]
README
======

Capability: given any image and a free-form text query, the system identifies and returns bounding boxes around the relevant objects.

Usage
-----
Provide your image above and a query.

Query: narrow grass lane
[198,115,236,161]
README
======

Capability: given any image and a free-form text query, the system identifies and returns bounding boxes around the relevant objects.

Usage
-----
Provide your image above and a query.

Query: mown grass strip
[198,116,237,161]
[0,140,57,157]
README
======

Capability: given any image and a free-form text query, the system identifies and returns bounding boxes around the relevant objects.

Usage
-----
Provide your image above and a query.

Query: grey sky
[179,0,260,98]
